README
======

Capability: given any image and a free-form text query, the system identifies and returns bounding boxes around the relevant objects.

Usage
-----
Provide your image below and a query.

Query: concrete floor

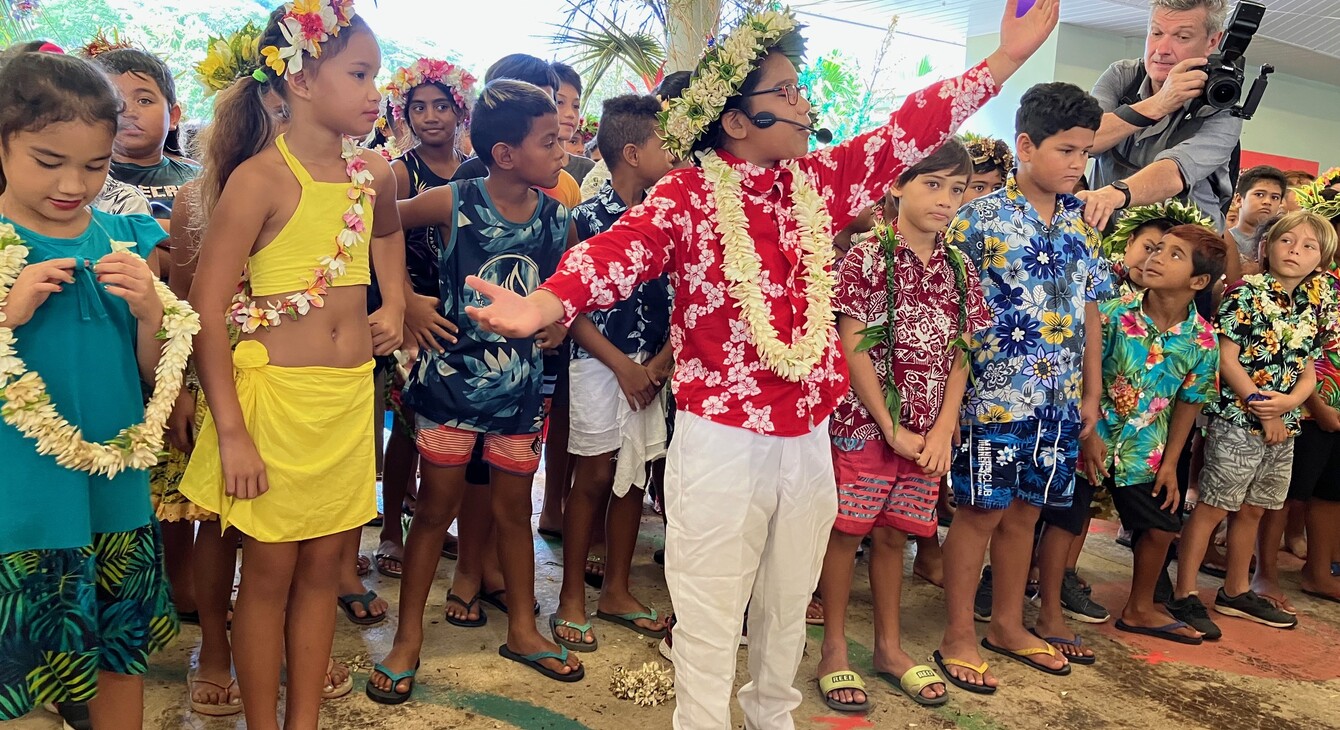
[12,480,1340,729]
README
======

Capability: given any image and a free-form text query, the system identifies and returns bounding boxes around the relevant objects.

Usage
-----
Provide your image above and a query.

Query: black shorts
[1288,421,1340,502]
[1111,479,1183,534]
[1039,475,1094,536]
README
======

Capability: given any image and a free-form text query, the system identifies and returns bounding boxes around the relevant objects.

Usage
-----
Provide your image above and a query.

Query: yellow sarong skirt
[180,340,377,542]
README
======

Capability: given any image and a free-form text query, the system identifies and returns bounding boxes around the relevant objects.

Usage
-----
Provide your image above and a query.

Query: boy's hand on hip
[405,293,456,352]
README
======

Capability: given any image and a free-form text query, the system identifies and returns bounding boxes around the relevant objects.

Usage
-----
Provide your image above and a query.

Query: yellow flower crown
[658,8,798,160]
[194,21,264,96]
[259,0,355,78]
[1295,168,1340,221]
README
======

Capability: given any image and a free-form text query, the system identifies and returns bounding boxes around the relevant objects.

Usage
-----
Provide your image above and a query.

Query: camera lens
[1207,77,1240,109]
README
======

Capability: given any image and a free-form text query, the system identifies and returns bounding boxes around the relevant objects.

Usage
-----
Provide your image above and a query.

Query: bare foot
[935,638,998,690]
[806,594,825,624]
[1286,535,1308,560]
[816,642,866,707]
[1301,574,1340,601]
[875,646,945,701]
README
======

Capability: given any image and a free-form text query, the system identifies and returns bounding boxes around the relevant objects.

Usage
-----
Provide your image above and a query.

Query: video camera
[1198,0,1272,119]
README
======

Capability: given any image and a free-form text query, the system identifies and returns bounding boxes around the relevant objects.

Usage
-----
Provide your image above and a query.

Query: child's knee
[870,527,908,553]
[1236,503,1266,521]
[827,529,865,552]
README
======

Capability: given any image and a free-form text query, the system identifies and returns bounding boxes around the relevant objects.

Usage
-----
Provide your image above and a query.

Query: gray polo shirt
[1090,58,1243,230]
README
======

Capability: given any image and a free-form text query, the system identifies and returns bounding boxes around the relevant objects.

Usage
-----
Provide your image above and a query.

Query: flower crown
[383,58,478,123]
[1296,172,1340,221]
[960,132,1014,173]
[194,21,264,96]
[576,115,599,144]
[658,8,799,160]
[80,29,135,59]
[259,0,355,78]
[1103,199,1214,258]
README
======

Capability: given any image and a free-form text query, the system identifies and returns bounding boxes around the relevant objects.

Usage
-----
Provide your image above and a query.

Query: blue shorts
[950,419,1080,511]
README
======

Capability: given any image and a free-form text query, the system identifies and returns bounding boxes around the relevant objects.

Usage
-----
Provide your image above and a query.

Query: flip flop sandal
[444,592,487,628]
[498,644,585,683]
[932,650,996,695]
[356,554,371,577]
[805,595,825,626]
[375,553,403,579]
[550,613,598,652]
[584,556,606,589]
[538,528,563,541]
[365,661,419,705]
[1302,588,1340,604]
[595,608,668,639]
[1030,629,1095,665]
[817,670,870,713]
[480,589,540,616]
[1260,593,1298,616]
[878,664,949,707]
[1115,618,1204,645]
[187,671,243,716]
[322,663,354,700]
[980,638,1072,676]
[338,591,386,626]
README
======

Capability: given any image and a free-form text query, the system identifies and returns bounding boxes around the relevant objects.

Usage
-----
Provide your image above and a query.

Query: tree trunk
[665,0,721,72]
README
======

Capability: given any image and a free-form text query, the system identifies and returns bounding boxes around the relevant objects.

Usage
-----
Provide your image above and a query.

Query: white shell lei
[701,151,836,382]
[0,224,200,477]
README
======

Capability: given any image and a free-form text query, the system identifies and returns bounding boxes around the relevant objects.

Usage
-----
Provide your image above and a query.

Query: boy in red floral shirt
[465,2,1059,727]
[816,139,990,713]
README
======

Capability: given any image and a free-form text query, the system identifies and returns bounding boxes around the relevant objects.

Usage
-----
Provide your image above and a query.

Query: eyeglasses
[743,82,809,106]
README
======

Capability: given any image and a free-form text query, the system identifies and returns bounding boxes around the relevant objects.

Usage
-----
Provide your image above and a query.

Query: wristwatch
[1110,180,1132,210]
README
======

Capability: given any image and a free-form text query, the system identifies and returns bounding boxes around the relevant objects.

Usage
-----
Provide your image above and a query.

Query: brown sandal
[188,671,242,716]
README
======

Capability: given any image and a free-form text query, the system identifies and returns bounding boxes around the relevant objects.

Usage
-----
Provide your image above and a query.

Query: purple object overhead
[1017,0,1037,17]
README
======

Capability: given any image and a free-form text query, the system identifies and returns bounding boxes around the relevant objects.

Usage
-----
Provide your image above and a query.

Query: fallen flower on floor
[610,662,675,706]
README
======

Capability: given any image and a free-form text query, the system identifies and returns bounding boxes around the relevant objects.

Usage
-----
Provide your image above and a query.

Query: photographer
[1083,0,1242,230]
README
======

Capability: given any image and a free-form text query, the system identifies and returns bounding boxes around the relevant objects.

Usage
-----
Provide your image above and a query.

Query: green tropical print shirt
[1208,273,1327,436]
[1096,291,1219,487]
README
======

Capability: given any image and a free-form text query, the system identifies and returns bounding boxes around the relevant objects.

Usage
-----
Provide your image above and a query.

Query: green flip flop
[364,661,419,705]
[595,608,668,639]
[549,613,598,652]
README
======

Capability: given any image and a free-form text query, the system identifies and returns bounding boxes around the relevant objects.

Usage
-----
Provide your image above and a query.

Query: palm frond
[549,21,667,106]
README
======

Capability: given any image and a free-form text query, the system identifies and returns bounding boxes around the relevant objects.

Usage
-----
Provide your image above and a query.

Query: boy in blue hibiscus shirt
[935,82,1109,692]
[1080,225,1226,646]
[1171,211,1338,636]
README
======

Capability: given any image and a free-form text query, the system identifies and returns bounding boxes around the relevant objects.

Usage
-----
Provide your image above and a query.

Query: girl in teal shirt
[0,49,179,727]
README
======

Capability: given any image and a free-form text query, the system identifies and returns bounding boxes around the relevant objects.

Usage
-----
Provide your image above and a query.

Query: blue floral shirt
[952,171,1112,426]
[569,182,671,361]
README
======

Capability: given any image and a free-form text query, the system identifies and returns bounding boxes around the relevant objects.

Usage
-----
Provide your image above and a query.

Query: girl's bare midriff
[238,286,373,369]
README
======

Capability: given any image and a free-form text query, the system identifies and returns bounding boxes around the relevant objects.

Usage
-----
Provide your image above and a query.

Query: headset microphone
[747,111,833,145]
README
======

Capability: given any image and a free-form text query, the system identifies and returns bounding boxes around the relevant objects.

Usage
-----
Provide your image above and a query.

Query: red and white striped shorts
[831,437,939,538]
[415,420,543,476]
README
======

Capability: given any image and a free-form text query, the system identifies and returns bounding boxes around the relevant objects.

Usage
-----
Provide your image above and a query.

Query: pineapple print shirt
[1207,273,1327,437]
[1096,291,1218,487]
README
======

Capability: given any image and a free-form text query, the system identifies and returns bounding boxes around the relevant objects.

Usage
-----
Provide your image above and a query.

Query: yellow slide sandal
[818,670,870,713]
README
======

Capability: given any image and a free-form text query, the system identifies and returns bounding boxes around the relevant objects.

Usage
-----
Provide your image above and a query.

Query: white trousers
[666,413,838,730]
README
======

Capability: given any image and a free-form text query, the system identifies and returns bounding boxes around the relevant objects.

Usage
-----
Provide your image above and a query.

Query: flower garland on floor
[0,224,200,477]
[701,150,835,382]
[854,220,972,434]
[227,136,374,332]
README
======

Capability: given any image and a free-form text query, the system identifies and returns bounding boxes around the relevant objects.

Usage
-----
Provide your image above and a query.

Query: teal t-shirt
[0,210,167,553]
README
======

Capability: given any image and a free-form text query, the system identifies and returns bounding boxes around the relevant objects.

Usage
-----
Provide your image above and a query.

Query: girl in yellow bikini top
[229,133,373,332]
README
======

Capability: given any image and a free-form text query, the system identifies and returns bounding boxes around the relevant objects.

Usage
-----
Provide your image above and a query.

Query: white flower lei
[0,222,200,477]
[659,9,798,160]
[701,151,835,382]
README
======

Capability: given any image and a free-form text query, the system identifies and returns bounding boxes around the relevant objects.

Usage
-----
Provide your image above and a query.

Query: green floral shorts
[0,523,178,720]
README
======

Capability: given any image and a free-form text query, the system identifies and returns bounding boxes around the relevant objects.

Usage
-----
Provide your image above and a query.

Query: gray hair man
[1081,0,1242,230]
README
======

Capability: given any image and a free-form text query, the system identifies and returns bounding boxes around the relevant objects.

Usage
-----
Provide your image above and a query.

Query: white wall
[965,24,1340,170]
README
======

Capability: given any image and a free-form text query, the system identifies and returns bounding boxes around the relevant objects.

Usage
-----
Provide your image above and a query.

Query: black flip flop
[375,553,402,579]
[1115,618,1203,645]
[444,592,487,628]
[584,556,605,589]
[932,650,996,695]
[480,589,540,616]
[980,638,1071,676]
[364,660,418,705]
[1302,589,1340,605]
[338,591,386,626]
[498,644,585,683]
[538,528,563,542]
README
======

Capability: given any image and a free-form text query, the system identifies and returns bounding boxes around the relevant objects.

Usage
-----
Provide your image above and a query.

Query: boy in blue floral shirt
[935,82,1109,692]
[1172,211,1337,636]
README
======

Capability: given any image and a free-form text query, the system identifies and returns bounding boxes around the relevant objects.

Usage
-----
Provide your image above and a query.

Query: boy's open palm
[465,275,544,338]
[0,258,76,328]
[999,0,1060,64]
[95,252,162,324]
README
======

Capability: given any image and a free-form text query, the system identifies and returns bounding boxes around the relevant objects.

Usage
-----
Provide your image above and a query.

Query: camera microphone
[748,111,834,145]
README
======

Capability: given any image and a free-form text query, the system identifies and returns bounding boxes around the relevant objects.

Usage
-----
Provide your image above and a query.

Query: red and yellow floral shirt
[540,62,999,436]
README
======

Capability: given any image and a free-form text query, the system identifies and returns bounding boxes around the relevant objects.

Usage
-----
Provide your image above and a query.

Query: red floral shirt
[540,62,999,436]
[831,230,992,440]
